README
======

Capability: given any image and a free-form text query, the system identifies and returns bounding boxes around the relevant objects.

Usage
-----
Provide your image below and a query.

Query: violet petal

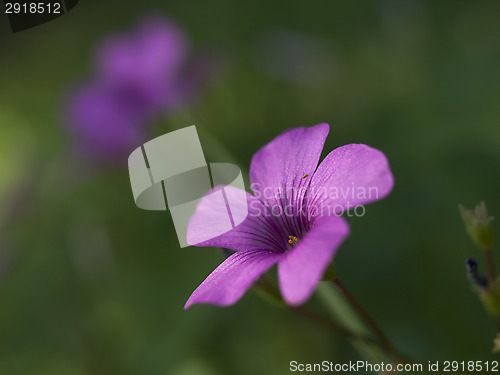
[187,188,286,252]
[278,215,350,306]
[249,123,330,236]
[307,144,394,215]
[185,248,282,308]
[249,123,329,204]
[65,84,145,161]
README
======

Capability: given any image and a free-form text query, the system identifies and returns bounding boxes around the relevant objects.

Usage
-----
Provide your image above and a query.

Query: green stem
[333,278,408,364]
[292,305,380,346]
[484,248,500,331]
[485,248,496,284]
[253,276,381,349]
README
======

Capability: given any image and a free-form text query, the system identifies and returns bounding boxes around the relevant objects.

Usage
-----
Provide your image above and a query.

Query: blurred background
[1,0,500,374]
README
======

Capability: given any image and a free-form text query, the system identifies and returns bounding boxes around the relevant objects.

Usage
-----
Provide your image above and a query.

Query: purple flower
[65,16,207,163]
[94,16,190,112]
[185,123,394,308]
[65,83,150,162]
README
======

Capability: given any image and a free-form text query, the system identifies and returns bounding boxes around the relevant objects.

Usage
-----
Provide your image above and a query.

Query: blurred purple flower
[95,17,190,112]
[65,16,211,163]
[66,83,148,161]
[185,123,394,308]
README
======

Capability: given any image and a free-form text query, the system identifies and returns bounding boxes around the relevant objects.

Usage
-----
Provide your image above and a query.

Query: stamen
[302,174,308,179]
[288,235,300,246]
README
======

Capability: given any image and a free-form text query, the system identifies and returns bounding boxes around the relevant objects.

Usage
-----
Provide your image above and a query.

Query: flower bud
[493,333,500,353]
[459,201,495,251]
[479,277,500,317]
[465,258,488,289]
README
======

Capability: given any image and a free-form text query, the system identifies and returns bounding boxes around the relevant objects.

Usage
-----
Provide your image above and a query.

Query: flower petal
[307,144,394,216]
[65,84,146,161]
[250,124,329,201]
[278,216,349,306]
[95,17,191,112]
[249,123,330,236]
[96,17,189,88]
[187,187,286,252]
[185,249,282,308]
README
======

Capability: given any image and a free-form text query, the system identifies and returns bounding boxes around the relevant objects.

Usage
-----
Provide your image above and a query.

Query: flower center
[288,235,299,245]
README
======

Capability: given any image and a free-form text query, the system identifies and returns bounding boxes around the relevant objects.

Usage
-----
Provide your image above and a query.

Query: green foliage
[460,202,495,251]
[322,262,336,282]
[479,277,500,317]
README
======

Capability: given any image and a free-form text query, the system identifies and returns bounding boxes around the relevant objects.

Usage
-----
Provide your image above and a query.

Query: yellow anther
[302,174,308,179]
[288,235,299,246]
